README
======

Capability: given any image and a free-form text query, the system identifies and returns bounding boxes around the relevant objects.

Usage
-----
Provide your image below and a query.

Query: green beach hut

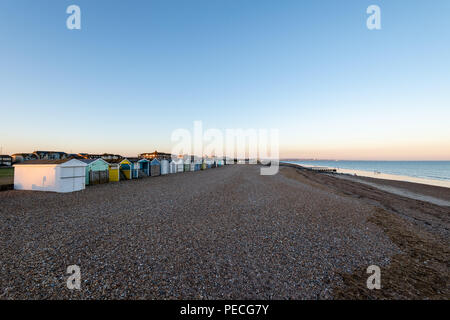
[80,159,110,185]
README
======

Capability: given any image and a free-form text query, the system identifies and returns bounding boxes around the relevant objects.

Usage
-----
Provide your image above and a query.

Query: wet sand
[335,174,450,207]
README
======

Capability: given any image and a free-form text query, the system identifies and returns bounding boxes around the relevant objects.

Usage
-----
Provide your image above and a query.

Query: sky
[0,0,449,160]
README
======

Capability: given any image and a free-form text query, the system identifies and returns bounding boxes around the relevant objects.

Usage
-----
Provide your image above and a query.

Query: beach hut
[13,159,87,193]
[108,163,120,182]
[128,158,141,179]
[223,158,233,165]
[190,156,200,171]
[108,158,132,180]
[201,159,207,170]
[169,160,177,174]
[160,159,169,175]
[129,158,149,179]
[80,159,109,185]
[204,158,213,169]
[150,158,161,177]
[120,159,133,179]
[138,159,150,176]
[184,161,190,172]
[176,159,184,173]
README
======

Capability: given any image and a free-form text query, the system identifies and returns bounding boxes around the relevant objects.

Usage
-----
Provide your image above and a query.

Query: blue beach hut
[150,158,161,177]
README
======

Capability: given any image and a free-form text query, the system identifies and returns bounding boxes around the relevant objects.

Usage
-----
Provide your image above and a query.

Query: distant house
[0,155,12,167]
[139,151,172,161]
[11,153,38,164]
[89,153,122,161]
[66,153,84,159]
[87,154,102,159]
[33,151,67,160]
[77,153,90,159]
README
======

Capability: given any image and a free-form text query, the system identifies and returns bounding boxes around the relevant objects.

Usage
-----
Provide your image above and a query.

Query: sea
[284,160,450,182]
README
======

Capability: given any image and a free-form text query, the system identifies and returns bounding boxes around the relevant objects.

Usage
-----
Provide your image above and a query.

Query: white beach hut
[13,159,87,193]
[176,159,184,173]
[169,160,177,174]
[160,159,169,175]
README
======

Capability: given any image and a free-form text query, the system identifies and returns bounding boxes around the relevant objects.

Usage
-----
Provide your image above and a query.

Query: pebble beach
[0,165,448,299]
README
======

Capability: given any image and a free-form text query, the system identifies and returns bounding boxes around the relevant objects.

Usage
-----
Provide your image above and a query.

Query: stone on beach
[0,165,399,299]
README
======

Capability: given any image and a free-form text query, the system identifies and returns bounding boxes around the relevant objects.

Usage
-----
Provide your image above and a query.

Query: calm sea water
[285,161,450,182]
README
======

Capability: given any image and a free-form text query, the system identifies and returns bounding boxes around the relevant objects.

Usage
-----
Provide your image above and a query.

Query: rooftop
[14,159,73,165]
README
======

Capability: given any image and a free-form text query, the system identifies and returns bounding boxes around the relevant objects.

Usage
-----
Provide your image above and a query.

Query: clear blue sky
[1,0,449,159]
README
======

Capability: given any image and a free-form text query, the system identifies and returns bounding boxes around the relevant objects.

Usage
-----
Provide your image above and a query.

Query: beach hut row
[13,156,227,193]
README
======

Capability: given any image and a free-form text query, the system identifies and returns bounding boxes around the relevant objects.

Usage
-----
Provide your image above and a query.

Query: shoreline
[283,162,450,189]
[279,165,449,299]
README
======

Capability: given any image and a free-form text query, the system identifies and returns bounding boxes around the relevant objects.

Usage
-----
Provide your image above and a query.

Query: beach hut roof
[15,159,75,165]
[79,158,109,165]
[106,158,127,164]
[79,159,97,164]
[127,157,140,163]
[150,158,160,164]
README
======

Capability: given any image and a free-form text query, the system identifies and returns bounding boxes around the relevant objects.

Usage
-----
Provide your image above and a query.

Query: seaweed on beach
[334,208,449,300]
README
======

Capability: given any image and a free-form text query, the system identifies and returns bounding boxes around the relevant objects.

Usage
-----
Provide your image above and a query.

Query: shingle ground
[0,165,398,299]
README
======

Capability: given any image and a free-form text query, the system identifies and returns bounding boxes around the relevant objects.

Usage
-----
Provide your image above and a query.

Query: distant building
[11,153,38,164]
[89,153,122,161]
[0,155,12,167]
[139,151,172,160]
[66,153,84,159]
[33,151,67,160]
[77,153,90,159]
